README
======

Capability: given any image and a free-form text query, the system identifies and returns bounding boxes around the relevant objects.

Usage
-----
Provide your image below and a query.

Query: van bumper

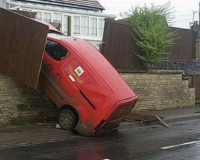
[75,96,137,136]
[93,96,137,135]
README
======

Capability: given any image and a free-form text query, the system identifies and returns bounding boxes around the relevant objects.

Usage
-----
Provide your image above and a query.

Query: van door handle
[56,73,62,79]
[48,64,54,69]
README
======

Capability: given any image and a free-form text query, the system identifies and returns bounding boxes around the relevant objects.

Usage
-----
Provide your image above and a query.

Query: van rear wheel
[59,109,76,130]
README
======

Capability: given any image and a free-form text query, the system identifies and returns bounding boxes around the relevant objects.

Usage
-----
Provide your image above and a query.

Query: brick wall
[120,70,196,111]
[0,73,58,126]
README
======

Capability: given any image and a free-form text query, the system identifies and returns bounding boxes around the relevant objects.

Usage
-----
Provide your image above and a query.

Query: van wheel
[59,109,76,130]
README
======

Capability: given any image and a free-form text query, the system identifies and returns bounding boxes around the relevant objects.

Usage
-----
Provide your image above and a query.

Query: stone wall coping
[118,69,184,75]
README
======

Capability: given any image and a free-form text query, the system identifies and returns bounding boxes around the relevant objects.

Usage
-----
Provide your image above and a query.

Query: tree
[122,2,177,68]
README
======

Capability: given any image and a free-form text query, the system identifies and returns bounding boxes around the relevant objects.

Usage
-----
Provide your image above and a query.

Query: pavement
[142,105,200,123]
[0,106,200,149]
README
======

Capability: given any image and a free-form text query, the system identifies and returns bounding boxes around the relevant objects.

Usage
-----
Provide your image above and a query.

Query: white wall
[87,40,102,50]
[0,0,6,8]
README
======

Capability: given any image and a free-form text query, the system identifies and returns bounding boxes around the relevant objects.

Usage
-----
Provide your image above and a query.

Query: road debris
[126,112,169,128]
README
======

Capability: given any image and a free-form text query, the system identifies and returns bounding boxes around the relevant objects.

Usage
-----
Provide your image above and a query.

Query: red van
[40,32,137,136]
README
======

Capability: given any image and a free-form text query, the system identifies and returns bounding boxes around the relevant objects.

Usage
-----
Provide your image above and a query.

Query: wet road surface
[0,119,200,160]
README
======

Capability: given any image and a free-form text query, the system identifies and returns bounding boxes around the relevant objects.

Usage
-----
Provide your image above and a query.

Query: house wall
[0,73,58,126]
[120,70,195,111]
[4,0,115,48]
[28,9,105,40]
[0,0,6,8]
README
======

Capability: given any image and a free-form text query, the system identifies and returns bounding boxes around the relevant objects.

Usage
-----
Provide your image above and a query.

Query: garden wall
[120,70,195,111]
[0,73,57,126]
[0,70,196,125]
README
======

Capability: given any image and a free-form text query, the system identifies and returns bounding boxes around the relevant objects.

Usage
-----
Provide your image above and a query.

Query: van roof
[47,33,72,40]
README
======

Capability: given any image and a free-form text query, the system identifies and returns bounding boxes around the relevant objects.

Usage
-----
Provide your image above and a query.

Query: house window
[44,12,51,23]
[10,4,16,8]
[54,13,62,23]
[6,3,17,9]
[81,16,89,36]
[6,3,10,9]
[91,18,97,36]
[99,19,105,36]
[73,16,80,35]
[63,15,68,34]
[36,12,42,20]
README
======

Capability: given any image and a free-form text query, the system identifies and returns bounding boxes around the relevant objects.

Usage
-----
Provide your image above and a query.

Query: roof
[49,0,104,10]
[18,0,105,11]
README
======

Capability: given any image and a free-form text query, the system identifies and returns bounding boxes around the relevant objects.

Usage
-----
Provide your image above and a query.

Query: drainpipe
[68,16,71,36]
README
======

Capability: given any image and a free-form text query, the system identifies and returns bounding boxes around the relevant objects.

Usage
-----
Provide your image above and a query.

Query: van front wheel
[59,109,76,130]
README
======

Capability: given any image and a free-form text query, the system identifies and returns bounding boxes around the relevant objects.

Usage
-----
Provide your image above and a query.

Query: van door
[42,39,76,101]
[63,59,107,111]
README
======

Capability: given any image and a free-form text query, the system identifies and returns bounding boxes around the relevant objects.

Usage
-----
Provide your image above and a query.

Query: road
[0,119,200,160]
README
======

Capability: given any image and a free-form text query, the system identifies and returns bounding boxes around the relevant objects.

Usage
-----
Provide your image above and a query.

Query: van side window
[45,40,70,61]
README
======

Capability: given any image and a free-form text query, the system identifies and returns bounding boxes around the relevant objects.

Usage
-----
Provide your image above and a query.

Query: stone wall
[0,73,58,126]
[120,70,196,111]
[0,70,196,125]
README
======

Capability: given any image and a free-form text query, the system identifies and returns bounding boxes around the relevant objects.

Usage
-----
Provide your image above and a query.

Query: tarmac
[0,106,200,149]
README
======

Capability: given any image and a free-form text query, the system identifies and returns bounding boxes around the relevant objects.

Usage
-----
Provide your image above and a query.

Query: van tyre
[59,109,76,130]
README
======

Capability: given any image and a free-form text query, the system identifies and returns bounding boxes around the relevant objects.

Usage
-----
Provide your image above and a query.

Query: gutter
[15,0,105,12]
[8,1,115,19]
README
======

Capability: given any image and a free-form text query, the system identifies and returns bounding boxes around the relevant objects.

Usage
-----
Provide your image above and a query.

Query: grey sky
[98,0,199,29]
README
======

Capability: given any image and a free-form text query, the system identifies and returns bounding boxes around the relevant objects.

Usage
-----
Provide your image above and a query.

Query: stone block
[120,70,196,111]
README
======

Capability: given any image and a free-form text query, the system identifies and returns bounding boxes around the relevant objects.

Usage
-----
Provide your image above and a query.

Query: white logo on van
[69,75,75,82]
[75,66,84,76]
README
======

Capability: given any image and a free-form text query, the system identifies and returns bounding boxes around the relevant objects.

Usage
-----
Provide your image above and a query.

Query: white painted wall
[0,0,6,8]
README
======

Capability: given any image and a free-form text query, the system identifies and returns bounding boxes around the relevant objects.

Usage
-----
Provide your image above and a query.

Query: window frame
[36,12,42,20]
[91,17,97,36]
[81,16,89,36]
[54,13,62,24]
[62,14,68,34]
[99,18,105,37]
[45,40,70,61]
[44,12,52,23]
[73,16,81,35]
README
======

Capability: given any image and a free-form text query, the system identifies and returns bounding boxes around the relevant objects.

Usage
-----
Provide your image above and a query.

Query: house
[0,0,115,48]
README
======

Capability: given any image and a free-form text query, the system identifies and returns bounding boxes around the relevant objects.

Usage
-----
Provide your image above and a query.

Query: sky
[98,0,199,29]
